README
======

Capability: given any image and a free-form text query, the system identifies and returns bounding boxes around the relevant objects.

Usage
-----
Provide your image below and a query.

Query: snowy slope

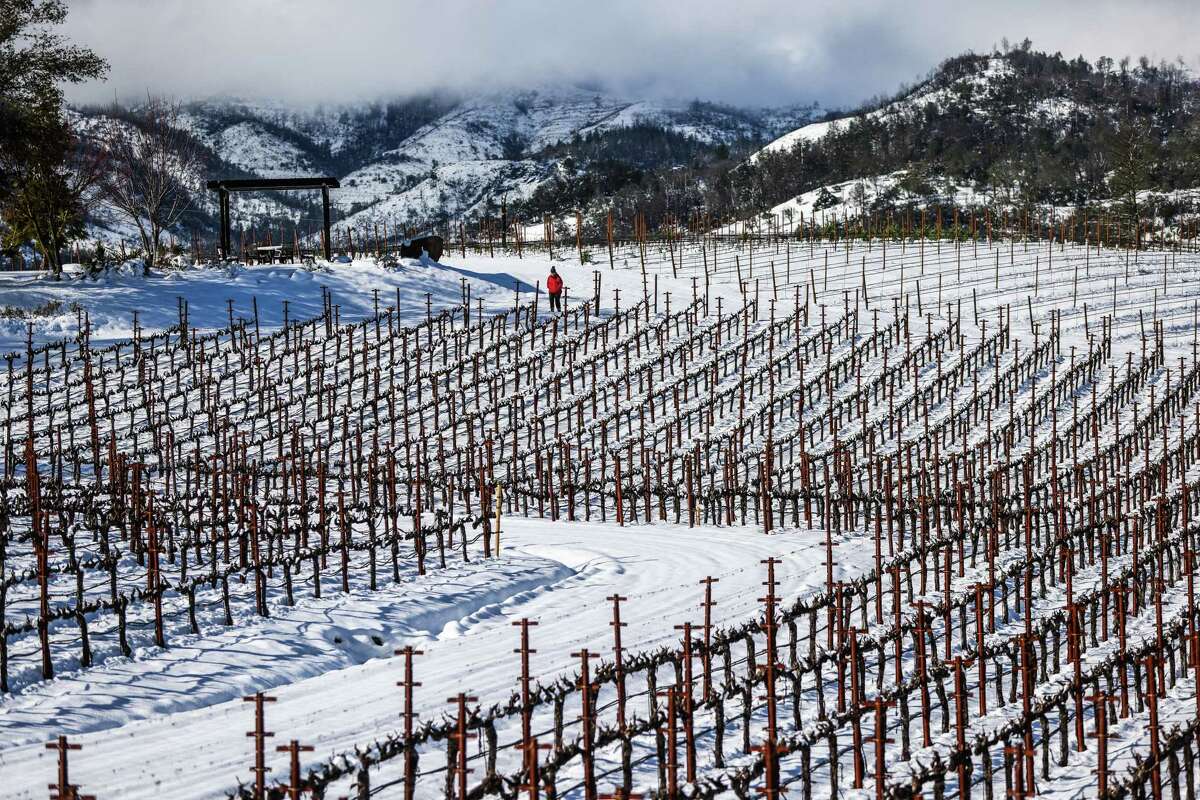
[340,159,549,226]
[751,56,1027,162]
[5,237,1200,799]
[738,168,1200,235]
[72,88,810,235]
[753,169,992,223]
[749,117,841,161]
[68,108,318,240]
[330,87,809,223]
[214,122,321,178]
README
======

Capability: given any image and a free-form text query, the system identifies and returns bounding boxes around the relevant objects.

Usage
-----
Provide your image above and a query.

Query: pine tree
[0,0,107,271]
[1,101,102,278]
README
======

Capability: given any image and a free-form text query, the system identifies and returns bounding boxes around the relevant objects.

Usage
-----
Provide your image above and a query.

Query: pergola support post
[322,186,332,262]
[219,189,231,259]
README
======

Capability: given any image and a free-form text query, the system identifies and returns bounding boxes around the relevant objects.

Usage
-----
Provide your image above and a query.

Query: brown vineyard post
[46,736,93,800]
[276,740,314,800]
[243,692,277,800]
[396,645,423,800]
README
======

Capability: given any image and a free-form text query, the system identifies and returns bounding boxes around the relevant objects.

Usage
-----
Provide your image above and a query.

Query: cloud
[62,0,1200,109]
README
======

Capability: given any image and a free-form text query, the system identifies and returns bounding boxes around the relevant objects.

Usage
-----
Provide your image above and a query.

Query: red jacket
[547,273,563,294]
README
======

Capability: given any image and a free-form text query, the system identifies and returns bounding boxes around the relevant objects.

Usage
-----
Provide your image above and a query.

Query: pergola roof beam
[206,177,341,192]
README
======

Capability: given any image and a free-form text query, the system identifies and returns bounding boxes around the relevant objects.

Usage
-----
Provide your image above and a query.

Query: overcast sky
[62,0,1200,110]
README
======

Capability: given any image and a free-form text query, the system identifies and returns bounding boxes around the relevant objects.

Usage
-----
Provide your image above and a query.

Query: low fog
[63,0,1200,109]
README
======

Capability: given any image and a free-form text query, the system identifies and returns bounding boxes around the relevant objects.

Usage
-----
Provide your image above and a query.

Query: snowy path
[0,519,826,800]
[0,553,574,747]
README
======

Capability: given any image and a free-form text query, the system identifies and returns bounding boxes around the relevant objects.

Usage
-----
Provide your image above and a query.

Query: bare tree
[849,180,869,218]
[1108,117,1154,246]
[100,98,202,274]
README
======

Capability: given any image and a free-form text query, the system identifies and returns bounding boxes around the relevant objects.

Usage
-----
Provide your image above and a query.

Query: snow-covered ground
[0,249,754,800]
[0,519,836,799]
[3,237,1200,798]
[0,257,541,355]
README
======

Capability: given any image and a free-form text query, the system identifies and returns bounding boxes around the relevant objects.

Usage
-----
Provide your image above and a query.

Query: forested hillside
[523,42,1200,235]
[34,41,1200,249]
[68,90,810,241]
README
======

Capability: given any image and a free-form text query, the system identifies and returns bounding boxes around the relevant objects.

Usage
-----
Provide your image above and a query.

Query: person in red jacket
[546,266,564,312]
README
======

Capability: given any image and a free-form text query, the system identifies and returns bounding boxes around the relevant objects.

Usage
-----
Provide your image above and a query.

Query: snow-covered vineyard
[3,232,1200,800]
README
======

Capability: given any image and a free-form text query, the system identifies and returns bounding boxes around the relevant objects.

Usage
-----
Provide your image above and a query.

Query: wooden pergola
[206,176,340,261]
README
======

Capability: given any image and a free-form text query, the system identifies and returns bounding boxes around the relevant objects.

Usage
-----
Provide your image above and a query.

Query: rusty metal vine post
[699,577,718,702]
[755,557,783,800]
[572,648,599,800]
[674,621,697,784]
[516,738,551,800]
[276,740,314,800]
[46,736,92,800]
[513,618,538,747]
[867,697,894,800]
[1087,692,1110,798]
[395,645,423,800]
[1144,656,1163,800]
[243,692,277,800]
[448,693,477,800]
[609,594,628,729]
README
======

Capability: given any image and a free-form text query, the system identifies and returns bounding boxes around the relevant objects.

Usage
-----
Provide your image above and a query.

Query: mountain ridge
[71,87,814,242]
[734,44,1200,222]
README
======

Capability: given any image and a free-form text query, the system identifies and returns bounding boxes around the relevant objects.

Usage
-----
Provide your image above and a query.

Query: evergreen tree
[0,0,107,269]
[1,99,102,278]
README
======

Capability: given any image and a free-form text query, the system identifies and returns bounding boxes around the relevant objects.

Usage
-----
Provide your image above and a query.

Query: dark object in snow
[399,235,444,262]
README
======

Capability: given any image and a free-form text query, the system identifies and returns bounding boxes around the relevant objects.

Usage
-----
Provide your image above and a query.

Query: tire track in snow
[0,519,833,800]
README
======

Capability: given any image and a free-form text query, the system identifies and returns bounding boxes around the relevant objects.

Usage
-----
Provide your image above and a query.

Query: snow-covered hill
[750,58,1021,162]
[74,87,811,236]
[757,170,990,224]
[749,55,1097,165]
